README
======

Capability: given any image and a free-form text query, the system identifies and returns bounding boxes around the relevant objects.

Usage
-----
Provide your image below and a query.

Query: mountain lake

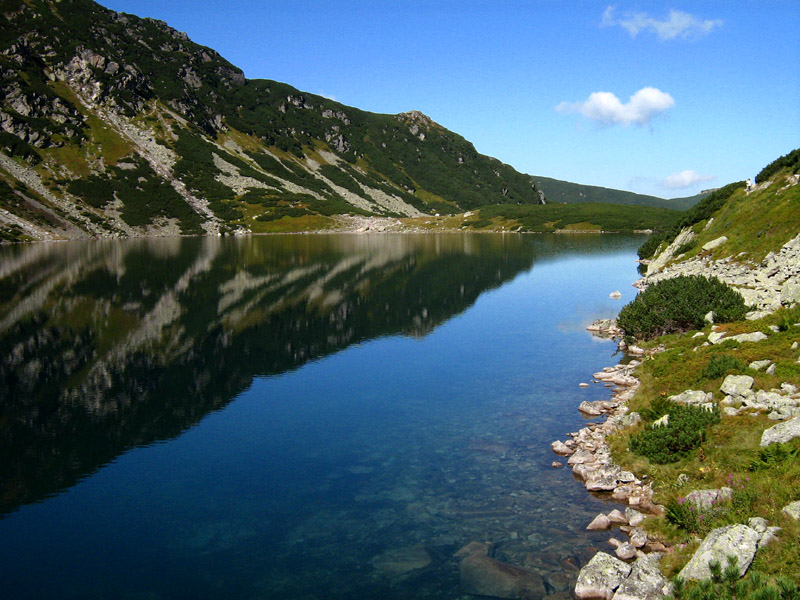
[0,232,647,599]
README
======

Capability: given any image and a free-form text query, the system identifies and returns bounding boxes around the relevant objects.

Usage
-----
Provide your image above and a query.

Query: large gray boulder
[575,552,632,599]
[459,555,546,599]
[685,487,733,510]
[677,524,760,581]
[782,500,800,521]
[720,375,754,398]
[612,554,672,600]
[669,390,713,406]
[760,417,800,446]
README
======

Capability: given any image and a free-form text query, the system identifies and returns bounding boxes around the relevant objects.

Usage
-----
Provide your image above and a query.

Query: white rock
[760,417,800,446]
[611,554,672,600]
[575,552,632,600]
[782,500,800,521]
[702,236,728,251]
[720,375,755,398]
[587,514,612,531]
[677,524,760,581]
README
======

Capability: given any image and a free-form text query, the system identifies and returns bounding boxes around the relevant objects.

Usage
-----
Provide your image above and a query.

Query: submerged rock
[459,555,546,599]
[372,546,432,577]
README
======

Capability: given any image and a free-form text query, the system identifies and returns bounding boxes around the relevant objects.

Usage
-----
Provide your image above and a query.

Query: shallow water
[0,233,644,599]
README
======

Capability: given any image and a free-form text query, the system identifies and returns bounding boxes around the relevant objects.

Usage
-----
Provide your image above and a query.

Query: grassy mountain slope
[0,0,674,242]
[607,153,800,585]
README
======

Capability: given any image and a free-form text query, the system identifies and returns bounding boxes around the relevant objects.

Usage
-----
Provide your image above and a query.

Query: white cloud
[556,87,674,127]
[662,170,716,189]
[602,6,722,40]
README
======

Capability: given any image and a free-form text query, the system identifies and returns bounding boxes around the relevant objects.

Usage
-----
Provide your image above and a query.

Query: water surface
[0,233,644,599]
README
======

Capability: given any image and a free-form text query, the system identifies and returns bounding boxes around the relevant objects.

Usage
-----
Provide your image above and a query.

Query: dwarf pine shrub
[630,402,720,464]
[617,275,748,340]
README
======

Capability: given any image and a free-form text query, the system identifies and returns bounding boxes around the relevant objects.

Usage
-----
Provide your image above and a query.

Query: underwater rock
[459,555,546,599]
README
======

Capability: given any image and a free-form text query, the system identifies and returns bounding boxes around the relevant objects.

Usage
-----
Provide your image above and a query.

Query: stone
[578,401,604,416]
[685,487,733,510]
[587,514,612,530]
[677,524,760,581]
[720,375,755,398]
[611,554,673,600]
[625,508,645,527]
[708,331,727,344]
[610,291,622,299]
[575,552,632,600]
[702,236,728,251]
[723,407,740,416]
[781,280,800,305]
[607,509,628,524]
[551,440,575,456]
[629,527,648,548]
[748,359,772,371]
[782,500,800,521]
[455,541,492,558]
[704,310,715,324]
[460,555,546,599]
[615,543,637,561]
[580,382,590,388]
[670,390,713,405]
[730,331,768,343]
[760,417,800,446]
[608,537,623,548]
[372,546,432,577]
[552,461,564,468]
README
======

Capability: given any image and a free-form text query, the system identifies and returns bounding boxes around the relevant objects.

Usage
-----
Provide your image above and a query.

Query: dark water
[0,233,644,599]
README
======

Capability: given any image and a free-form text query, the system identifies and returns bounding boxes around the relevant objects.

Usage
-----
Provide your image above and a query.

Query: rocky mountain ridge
[1,0,676,243]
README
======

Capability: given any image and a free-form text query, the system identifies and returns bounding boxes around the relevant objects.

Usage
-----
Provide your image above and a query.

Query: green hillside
[0,0,677,242]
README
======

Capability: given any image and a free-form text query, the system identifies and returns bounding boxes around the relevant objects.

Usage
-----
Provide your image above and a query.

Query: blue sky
[99,1,799,199]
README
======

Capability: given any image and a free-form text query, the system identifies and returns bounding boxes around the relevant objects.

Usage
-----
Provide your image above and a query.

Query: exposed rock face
[459,555,546,599]
[640,232,800,317]
[677,524,761,581]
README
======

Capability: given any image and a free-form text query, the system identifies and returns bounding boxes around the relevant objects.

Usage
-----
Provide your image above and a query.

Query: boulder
[629,527,648,549]
[607,509,628,524]
[575,552,632,600]
[760,417,800,446]
[551,440,575,456]
[730,331,768,343]
[782,500,800,521]
[670,390,713,406]
[720,375,754,398]
[685,487,733,510]
[587,514,612,530]
[460,555,546,599]
[614,542,637,561]
[702,236,728,251]
[677,524,760,581]
[781,280,800,305]
[372,546,432,577]
[611,554,672,600]
[708,331,727,344]
[625,508,645,527]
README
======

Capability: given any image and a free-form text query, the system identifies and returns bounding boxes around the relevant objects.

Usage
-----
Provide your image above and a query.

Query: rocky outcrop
[639,232,800,317]
[574,552,631,600]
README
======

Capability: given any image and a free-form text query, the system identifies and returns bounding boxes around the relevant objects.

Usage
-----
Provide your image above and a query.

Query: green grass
[609,305,800,582]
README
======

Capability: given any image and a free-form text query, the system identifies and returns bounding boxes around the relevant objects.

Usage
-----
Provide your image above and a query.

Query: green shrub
[630,402,720,464]
[748,442,800,472]
[755,147,800,183]
[617,275,748,340]
[668,556,799,600]
[699,354,746,381]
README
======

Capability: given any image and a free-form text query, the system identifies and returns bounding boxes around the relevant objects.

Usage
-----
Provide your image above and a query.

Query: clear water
[0,233,645,599]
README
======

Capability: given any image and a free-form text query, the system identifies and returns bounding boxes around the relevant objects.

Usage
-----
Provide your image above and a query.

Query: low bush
[699,354,746,381]
[668,556,799,600]
[617,275,748,340]
[630,402,720,464]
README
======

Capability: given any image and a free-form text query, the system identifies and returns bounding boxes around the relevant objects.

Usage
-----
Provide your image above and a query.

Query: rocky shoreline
[555,233,800,599]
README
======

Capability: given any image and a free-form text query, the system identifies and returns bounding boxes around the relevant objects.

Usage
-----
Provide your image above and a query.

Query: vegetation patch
[630,402,720,464]
[617,275,748,340]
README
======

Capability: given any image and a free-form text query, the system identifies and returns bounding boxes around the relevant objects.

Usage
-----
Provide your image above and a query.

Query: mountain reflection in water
[0,233,543,516]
